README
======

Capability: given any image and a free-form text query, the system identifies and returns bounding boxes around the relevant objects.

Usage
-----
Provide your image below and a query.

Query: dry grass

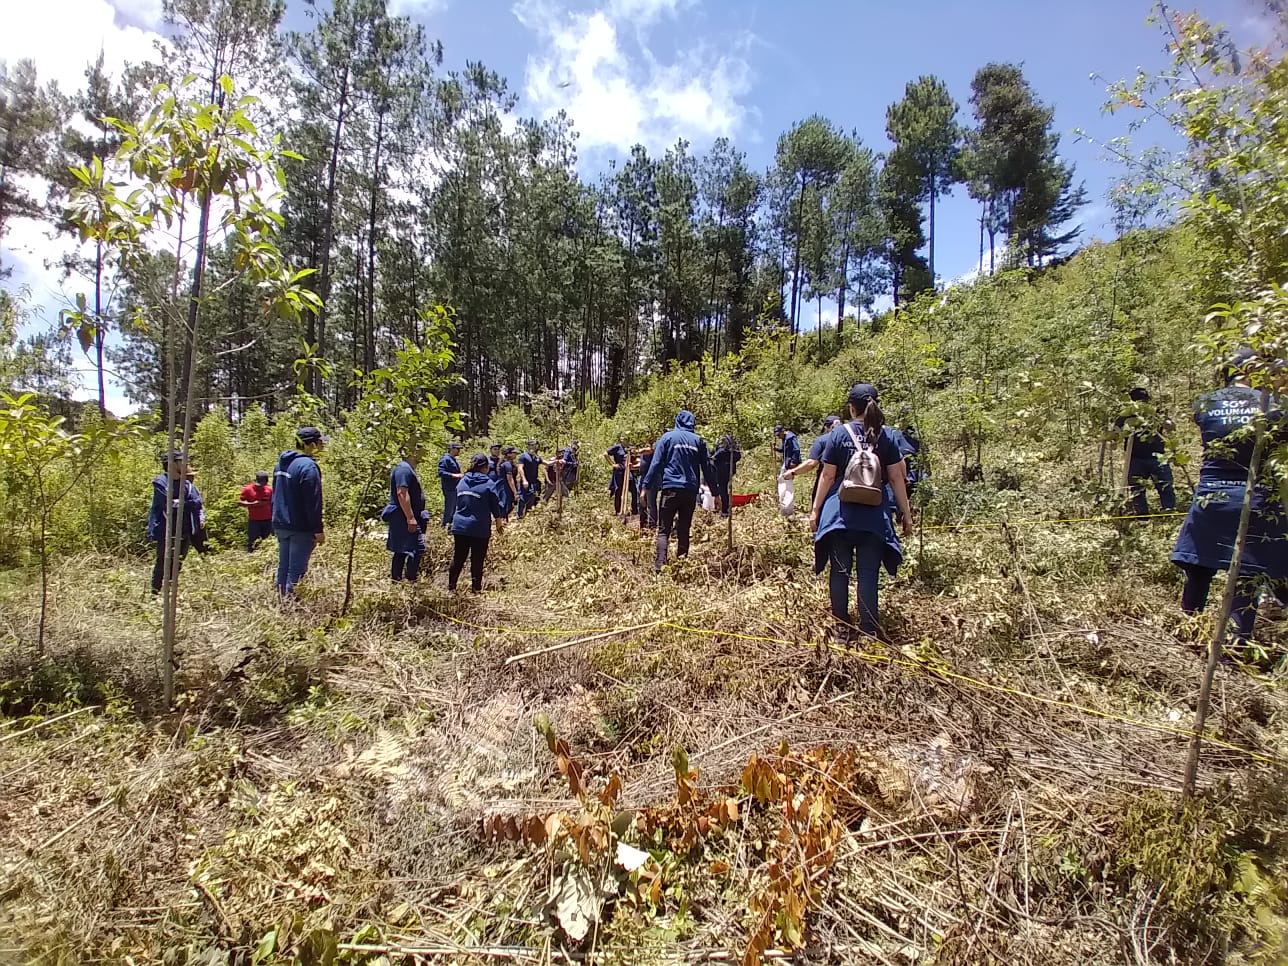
[0,491,1286,964]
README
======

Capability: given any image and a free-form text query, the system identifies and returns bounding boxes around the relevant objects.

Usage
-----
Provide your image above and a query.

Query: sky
[0,0,1276,412]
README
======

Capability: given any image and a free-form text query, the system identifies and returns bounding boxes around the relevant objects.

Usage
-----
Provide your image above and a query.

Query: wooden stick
[0,705,97,744]
[337,942,861,962]
[504,622,661,666]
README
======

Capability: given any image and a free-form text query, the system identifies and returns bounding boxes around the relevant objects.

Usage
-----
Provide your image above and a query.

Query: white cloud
[0,0,164,96]
[388,0,449,18]
[514,0,752,156]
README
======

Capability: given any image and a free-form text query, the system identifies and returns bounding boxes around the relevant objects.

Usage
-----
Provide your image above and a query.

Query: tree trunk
[788,175,806,354]
[365,106,384,376]
[928,166,937,287]
[315,63,351,398]
[162,177,213,709]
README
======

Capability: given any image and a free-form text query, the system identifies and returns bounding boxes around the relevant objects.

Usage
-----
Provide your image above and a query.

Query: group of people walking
[146,349,1285,655]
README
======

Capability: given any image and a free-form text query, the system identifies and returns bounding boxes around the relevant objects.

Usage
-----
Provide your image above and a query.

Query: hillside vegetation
[2,222,1287,964]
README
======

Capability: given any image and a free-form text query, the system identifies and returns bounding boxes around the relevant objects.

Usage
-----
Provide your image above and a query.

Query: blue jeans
[1129,457,1176,516]
[826,530,884,635]
[276,530,316,595]
[440,488,457,529]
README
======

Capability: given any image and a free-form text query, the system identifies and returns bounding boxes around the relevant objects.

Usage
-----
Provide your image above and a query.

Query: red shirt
[240,483,273,521]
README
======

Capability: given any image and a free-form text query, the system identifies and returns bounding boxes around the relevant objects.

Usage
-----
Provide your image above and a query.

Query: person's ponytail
[862,399,884,446]
[847,382,883,445]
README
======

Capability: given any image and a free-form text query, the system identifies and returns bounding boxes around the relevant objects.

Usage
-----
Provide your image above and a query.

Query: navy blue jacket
[562,447,579,484]
[778,432,802,472]
[148,476,202,542]
[437,453,461,493]
[452,471,505,539]
[272,450,324,534]
[642,410,715,495]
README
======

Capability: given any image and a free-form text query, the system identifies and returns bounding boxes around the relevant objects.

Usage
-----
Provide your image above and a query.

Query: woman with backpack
[808,383,913,644]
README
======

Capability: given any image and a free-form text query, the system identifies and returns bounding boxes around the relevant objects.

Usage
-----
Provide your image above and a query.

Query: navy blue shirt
[438,453,461,492]
[606,443,627,467]
[388,460,426,520]
[499,459,518,494]
[518,451,542,486]
[712,439,740,484]
[1193,387,1283,485]
[814,421,906,574]
[452,471,504,539]
[272,450,323,534]
[562,447,579,484]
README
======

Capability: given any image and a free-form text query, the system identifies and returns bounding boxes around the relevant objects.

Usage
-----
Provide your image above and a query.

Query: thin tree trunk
[93,239,106,415]
[315,64,351,398]
[1182,389,1269,798]
[365,107,384,376]
[928,167,936,287]
[788,175,806,353]
[37,503,48,652]
[162,178,213,709]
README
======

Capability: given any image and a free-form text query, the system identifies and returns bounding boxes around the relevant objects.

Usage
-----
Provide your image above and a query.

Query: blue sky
[0,0,1274,410]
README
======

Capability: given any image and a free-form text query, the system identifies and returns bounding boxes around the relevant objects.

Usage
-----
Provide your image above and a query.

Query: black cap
[822,415,840,429]
[470,452,490,470]
[448,440,462,450]
[490,442,501,451]
[296,426,326,445]
[255,470,269,482]
[848,383,879,409]
[502,444,518,455]
[526,438,538,447]
[162,449,186,465]
[773,424,784,435]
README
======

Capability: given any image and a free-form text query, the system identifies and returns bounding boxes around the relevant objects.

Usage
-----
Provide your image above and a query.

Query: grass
[0,478,1286,965]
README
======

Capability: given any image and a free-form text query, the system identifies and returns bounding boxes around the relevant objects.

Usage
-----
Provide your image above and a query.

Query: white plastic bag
[700,485,716,512]
[777,476,795,516]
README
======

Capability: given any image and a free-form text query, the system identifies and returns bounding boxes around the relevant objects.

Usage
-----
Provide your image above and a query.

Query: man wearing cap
[1115,386,1176,516]
[148,451,203,594]
[449,452,506,592]
[488,442,503,481]
[562,441,580,489]
[383,442,429,584]
[774,424,801,478]
[271,427,327,596]
[239,470,274,551]
[438,441,464,529]
[517,439,543,518]
[782,416,840,571]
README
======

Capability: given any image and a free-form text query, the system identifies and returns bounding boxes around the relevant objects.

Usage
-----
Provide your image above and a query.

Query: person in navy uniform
[710,435,741,518]
[272,427,327,597]
[1171,348,1287,644]
[1116,386,1177,516]
[562,441,580,489]
[605,438,629,516]
[148,451,203,594]
[497,444,520,522]
[641,411,716,572]
[487,442,503,480]
[438,441,463,529]
[809,384,912,644]
[782,415,841,573]
[774,424,802,477]
[517,439,543,518]
[383,443,429,584]
[450,453,505,592]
